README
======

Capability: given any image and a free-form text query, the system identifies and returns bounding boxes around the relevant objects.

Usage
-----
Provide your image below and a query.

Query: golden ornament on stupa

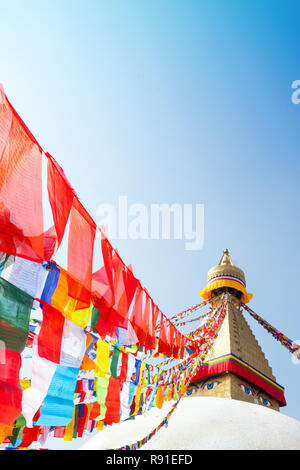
[200,249,253,303]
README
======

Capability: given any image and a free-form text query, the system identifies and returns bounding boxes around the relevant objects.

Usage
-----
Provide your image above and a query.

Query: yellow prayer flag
[96,420,104,431]
[95,340,110,377]
[72,301,93,328]
[63,407,76,441]
[0,425,14,445]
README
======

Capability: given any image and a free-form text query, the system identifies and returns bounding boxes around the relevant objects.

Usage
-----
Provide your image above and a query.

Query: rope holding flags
[241,303,300,360]
[169,300,209,321]
[114,397,181,450]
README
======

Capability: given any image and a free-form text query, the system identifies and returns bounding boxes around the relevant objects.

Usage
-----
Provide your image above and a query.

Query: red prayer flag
[111,253,128,320]
[53,426,65,438]
[38,304,65,364]
[93,247,139,337]
[0,347,22,425]
[92,230,115,308]
[105,376,121,425]
[124,265,139,311]
[0,89,45,262]
[158,314,170,357]
[150,303,160,351]
[143,292,152,352]
[77,405,88,438]
[46,153,74,255]
[89,402,100,421]
[173,329,180,359]
[129,284,145,344]
[168,325,175,357]
[119,353,128,384]
[17,425,42,448]
[179,332,186,359]
[67,198,96,306]
[110,255,139,326]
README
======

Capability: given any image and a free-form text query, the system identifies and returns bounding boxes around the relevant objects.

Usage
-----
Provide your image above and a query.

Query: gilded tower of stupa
[187,250,286,411]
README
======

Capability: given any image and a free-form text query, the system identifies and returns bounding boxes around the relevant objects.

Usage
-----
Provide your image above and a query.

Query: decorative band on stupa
[191,353,286,406]
[207,275,246,288]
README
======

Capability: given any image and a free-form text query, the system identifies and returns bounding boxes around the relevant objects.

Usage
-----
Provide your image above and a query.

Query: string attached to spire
[241,303,300,360]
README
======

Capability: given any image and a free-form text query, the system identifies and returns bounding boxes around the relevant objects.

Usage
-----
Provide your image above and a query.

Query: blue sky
[1,0,300,447]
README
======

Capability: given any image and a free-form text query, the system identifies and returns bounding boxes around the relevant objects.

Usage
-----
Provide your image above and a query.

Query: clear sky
[1,0,300,448]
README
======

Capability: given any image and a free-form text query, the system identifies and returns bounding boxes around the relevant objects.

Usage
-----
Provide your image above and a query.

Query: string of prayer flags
[0,86,237,449]
[241,303,300,359]
[17,296,227,446]
[175,310,210,327]
[115,398,181,450]
[187,300,226,342]
[174,300,208,319]
[155,300,209,330]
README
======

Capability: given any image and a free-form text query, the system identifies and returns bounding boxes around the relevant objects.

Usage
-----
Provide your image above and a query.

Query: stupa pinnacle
[200,248,252,304]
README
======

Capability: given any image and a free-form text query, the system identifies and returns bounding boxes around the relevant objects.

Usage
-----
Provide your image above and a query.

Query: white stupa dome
[79,397,300,450]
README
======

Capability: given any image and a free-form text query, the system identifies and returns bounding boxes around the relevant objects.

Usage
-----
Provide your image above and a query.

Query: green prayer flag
[8,414,26,446]
[110,348,120,378]
[96,374,110,421]
[145,364,151,384]
[91,307,100,334]
[73,405,79,439]
[0,277,33,352]
[173,385,179,401]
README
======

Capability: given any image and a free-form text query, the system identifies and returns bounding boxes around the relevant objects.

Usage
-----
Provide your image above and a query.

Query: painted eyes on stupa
[239,384,253,396]
[186,383,199,395]
[186,380,220,395]
[239,384,272,407]
[202,381,220,391]
[259,396,272,407]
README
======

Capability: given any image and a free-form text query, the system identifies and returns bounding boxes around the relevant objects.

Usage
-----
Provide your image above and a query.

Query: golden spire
[218,248,234,266]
